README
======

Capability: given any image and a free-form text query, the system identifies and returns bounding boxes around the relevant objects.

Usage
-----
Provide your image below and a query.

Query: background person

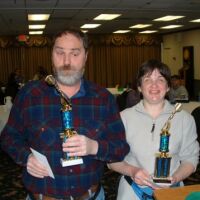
[108,59,199,200]
[168,74,189,102]
[0,81,5,104]
[116,82,140,111]
[126,82,140,108]
[5,71,19,100]
[33,65,48,80]
[0,28,130,200]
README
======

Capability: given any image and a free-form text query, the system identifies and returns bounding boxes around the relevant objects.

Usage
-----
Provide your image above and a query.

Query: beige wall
[162,29,200,80]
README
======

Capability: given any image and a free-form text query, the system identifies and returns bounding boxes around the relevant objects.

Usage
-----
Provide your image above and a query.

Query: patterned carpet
[0,148,199,200]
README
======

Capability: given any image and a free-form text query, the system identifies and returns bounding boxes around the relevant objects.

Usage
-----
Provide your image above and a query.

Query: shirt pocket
[25,118,60,149]
[76,119,106,139]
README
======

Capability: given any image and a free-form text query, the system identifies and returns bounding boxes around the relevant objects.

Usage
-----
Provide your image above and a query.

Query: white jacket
[117,100,199,200]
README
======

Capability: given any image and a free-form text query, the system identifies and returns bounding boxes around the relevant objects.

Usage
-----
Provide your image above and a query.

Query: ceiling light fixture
[153,15,185,21]
[28,14,50,21]
[81,24,101,29]
[81,30,88,33]
[29,25,46,29]
[139,30,158,34]
[130,24,152,29]
[190,19,200,23]
[94,14,121,20]
[29,31,43,35]
[160,25,183,29]
[113,30,131,33]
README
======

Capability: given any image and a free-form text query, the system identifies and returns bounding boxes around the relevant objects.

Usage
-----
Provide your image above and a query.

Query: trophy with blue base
[45,75,83,167]
[153,103,182,185]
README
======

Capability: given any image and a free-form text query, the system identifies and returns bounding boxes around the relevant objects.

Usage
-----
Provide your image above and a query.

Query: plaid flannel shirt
[0,79,129,198]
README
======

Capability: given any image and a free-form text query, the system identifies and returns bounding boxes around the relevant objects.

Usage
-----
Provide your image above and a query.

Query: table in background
[0,105,10,134]
[154,184,200,200]
[106,88,126,96]
[181,101,200,113]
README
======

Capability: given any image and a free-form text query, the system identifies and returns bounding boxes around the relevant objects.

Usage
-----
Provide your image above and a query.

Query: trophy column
[60,97,83,167]
[153,129,172,183]
[153,103,182,184]
[45,75,83,167]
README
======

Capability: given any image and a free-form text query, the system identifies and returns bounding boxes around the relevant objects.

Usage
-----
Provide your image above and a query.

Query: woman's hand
[131,168,161,189]
[132,168,151,186]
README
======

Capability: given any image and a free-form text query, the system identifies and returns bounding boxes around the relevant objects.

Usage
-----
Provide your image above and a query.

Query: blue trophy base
[60,158,83,167]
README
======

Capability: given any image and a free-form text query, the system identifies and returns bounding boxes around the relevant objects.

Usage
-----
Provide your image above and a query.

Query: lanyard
[124,176,154,200]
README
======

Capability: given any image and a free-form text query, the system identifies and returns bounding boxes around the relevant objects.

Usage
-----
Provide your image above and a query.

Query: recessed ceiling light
[81,30,88,33]
[81,24,101,29]
[190,19,200,23]
[94,14,121,20]
[28,14,50,21]
[29,31,43,35]
[160,25,183,29]
[29,25,46,29]
[113,30,131,33]
[153,15,185,21]
[129,24,152,29]
[139,30,158,34]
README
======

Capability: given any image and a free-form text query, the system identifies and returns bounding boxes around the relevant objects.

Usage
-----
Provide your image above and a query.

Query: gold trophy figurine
[153,103,182,184]
[45,75,83,167]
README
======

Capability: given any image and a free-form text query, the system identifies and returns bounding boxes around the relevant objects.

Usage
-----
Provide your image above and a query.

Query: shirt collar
[53,78,86,99]
[71,78,86,98]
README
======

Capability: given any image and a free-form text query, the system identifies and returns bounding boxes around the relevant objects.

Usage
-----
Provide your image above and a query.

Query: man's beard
[53,65,85,86]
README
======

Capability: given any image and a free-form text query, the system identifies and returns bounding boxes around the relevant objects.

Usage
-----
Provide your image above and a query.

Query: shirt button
[69,169,73,173]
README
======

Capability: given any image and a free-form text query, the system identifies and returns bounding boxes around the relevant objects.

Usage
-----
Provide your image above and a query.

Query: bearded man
[0,28,130,200]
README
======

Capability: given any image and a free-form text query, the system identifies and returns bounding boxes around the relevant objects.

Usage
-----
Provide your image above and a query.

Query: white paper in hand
[30,148,55,179]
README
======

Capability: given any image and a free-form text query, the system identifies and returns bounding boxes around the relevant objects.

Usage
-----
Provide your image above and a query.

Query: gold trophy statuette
[45,75,83,167]
[153,103,182,184]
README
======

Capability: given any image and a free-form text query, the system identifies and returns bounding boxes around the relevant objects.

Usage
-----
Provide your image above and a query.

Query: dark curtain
[0,34,161,87]
[86,45,161,87]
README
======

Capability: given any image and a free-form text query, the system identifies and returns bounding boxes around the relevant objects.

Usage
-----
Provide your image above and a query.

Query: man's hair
[137,59,171,87]
[52,28,89,52]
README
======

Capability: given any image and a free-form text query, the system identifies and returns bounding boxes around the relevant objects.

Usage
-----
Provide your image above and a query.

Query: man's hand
[27,154,49,178]
[62,134,98,156]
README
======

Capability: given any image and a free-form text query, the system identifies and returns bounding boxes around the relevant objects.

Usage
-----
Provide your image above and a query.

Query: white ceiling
[0,0,200,36]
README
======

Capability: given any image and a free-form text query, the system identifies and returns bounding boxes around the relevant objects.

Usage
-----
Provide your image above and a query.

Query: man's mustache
[61,65,71,70]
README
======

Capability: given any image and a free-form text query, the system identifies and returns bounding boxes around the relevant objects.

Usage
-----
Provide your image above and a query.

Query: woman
[108,59,199,200]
